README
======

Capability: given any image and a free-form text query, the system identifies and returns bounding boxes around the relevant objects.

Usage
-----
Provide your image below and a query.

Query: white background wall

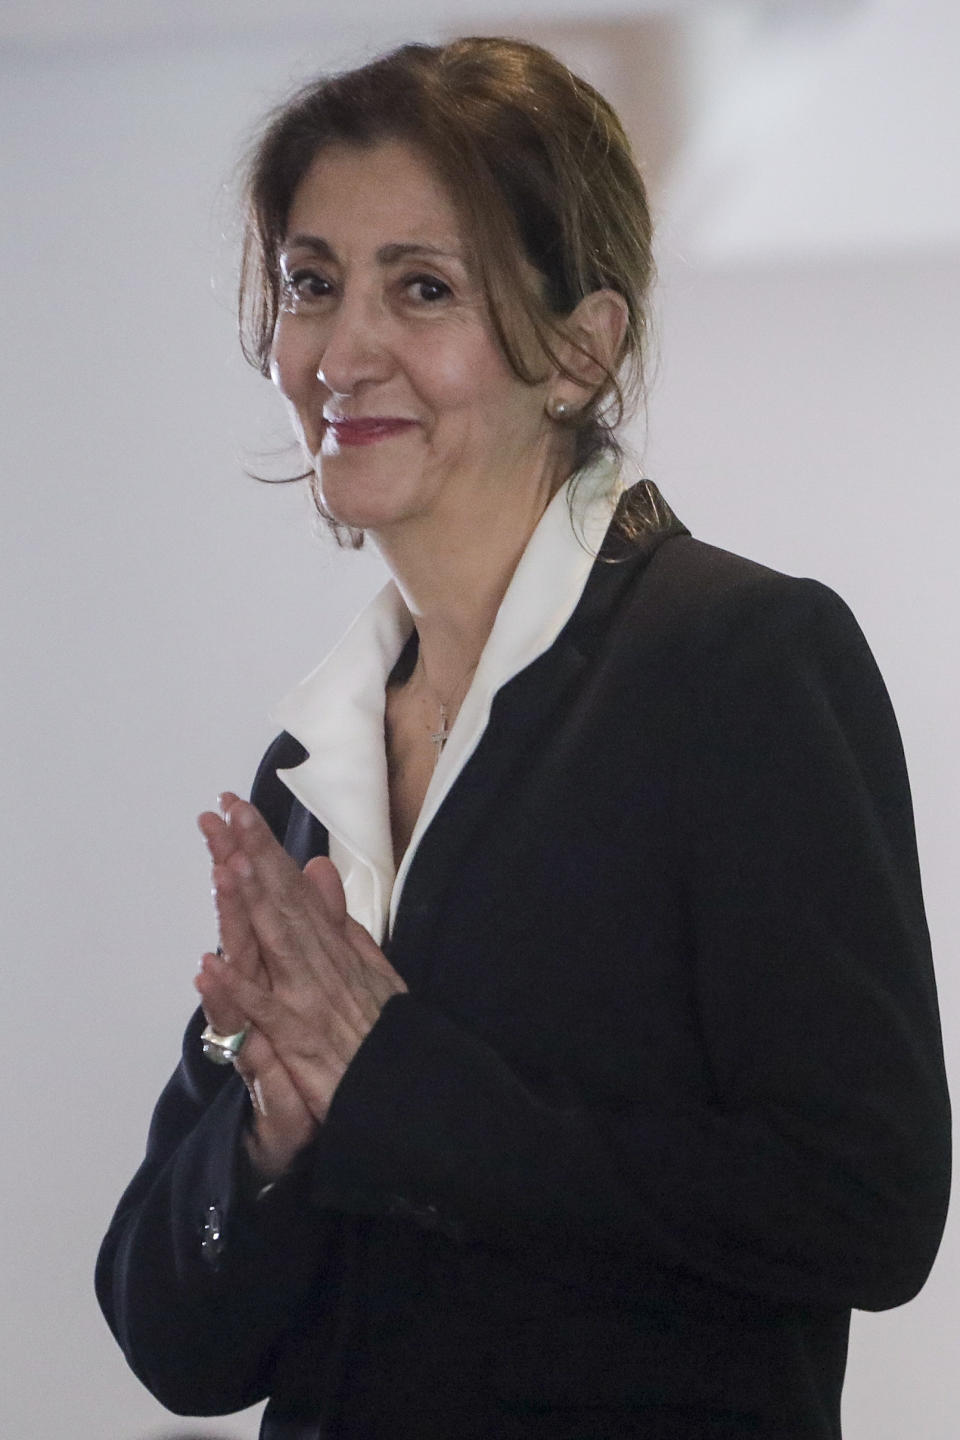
[1,4,956,1437]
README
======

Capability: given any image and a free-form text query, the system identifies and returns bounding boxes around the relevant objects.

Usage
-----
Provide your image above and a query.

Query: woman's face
[269,140,563,537]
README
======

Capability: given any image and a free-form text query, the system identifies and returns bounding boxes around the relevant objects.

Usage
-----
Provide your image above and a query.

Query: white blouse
[270,457,623,944]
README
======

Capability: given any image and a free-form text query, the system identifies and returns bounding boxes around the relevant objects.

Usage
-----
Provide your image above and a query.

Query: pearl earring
[547,398,571,420]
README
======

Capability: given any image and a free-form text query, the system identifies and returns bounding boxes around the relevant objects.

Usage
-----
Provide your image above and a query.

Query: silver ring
[201,1022,249,1066]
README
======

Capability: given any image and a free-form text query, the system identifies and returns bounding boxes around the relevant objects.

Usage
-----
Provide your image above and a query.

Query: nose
[315,291,393,398]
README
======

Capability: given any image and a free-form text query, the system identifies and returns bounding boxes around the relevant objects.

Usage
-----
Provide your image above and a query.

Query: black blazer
[97,493,951,1439]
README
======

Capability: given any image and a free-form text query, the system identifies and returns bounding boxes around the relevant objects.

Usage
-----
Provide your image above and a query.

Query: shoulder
[591,533,900,770]
[644,532,846,619]
[635,537,908,797]
[620,532,871,673]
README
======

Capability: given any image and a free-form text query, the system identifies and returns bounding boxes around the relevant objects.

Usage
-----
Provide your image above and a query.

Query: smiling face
[269,140,570,539]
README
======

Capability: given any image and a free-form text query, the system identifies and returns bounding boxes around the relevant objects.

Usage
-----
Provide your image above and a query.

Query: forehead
[283,140,466,253]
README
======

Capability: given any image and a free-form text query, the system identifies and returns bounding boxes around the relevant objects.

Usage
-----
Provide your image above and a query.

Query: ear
[546,289,629,412]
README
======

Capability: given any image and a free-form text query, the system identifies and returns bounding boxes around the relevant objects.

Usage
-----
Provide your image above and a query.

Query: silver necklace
[415,650,479,768]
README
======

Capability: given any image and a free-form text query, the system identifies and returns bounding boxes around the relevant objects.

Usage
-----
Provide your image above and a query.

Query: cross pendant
[430,704,449,767]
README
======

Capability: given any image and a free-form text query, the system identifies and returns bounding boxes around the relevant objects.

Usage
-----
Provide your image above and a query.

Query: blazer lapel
[387,485,689,985]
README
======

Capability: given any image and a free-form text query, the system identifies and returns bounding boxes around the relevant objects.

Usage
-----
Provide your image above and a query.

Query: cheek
[269,321,315,404]
[269,326,322,450]
[414,345,477,408]
[415,335,526,425]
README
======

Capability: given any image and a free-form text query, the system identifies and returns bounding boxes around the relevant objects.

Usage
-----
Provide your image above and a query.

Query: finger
[198,950,305,1045]
[228,1024,271,1107]
[228,800,313,893]
[197,951,359,1118]
[192,996,318,1179]
[211,861,262,977]
[230,1027,295,1118]
[208,875,265,1035]
[198,795,267,974]
[198,806,249,961]
[223,849,315,988]
[229,820,402,999]
[226,804,388,1003]
[198,806,265,1039]
[224,807,345,986]
[236,1035,318,1179]
[232,1028,305,1121]
[343,914,404,981]
[195,950,251,1040]
[197,791,247,864]
[197,809,236,868]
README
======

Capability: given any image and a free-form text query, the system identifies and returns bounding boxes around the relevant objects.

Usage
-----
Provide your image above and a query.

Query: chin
[313,428,443,532]
[315,468,418,535]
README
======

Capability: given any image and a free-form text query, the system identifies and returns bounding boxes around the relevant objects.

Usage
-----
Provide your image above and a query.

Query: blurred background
[1,0,957,1435]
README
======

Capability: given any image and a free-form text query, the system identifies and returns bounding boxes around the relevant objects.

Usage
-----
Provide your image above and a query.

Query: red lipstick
[325,418,417,447]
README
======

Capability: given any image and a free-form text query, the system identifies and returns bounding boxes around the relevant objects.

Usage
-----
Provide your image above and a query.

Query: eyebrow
[282,235,465,266]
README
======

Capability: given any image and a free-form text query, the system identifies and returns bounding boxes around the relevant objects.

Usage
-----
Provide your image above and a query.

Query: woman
[96,37,950,1440]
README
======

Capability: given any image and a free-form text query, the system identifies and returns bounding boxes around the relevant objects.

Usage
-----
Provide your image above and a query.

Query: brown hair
[239,36,656,540]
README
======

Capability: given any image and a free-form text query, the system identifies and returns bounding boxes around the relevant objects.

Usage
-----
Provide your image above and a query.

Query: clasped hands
[195,794,407,1181]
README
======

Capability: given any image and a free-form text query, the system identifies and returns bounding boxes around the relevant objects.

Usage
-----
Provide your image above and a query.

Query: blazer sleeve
[302,575,951,1312]
[94,734,334,1417]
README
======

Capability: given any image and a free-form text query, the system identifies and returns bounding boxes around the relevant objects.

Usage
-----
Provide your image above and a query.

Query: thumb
[303,855,348,928]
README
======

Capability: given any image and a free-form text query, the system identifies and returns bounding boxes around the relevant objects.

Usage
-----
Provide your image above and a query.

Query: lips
[324,417,418,447]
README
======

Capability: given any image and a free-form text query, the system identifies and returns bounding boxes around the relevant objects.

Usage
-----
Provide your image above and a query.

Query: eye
[280,268,334,308]
[404,274,452,304]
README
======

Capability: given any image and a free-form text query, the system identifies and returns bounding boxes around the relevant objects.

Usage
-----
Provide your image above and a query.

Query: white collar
[270,456,623,943]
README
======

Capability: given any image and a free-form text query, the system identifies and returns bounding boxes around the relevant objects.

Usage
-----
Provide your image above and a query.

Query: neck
[371,450,573,698]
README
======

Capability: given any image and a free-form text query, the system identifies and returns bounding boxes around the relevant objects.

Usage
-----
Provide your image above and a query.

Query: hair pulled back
[239,36,656,529]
